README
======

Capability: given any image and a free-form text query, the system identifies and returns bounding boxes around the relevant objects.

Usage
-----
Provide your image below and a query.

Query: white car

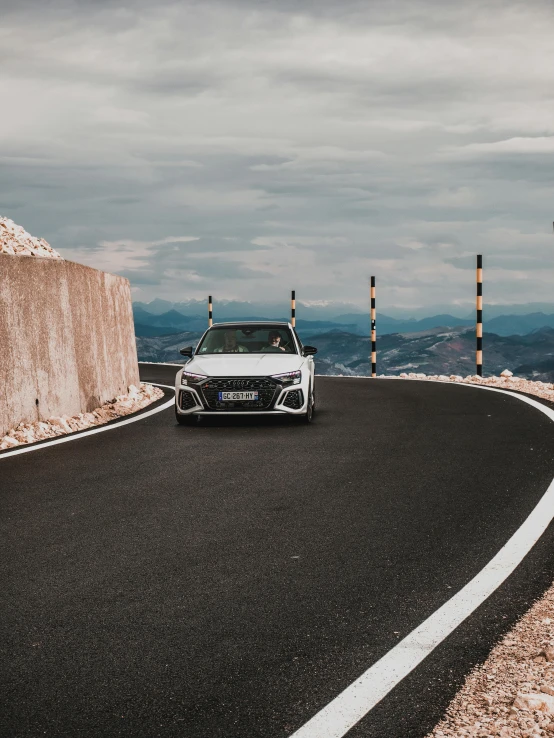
[174,322,317,424]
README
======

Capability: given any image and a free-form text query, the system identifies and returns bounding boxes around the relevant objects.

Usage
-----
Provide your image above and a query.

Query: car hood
[185,353,304,377]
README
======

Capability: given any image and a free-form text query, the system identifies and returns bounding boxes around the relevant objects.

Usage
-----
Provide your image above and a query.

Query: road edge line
[289,381,554,738]
[0,384,175,460]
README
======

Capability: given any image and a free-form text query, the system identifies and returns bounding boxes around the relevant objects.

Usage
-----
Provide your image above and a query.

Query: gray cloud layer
[1,0,553,312]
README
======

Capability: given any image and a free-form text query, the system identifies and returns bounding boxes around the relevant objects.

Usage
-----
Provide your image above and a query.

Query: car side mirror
[179,346,194,357]
[302,346,317,356]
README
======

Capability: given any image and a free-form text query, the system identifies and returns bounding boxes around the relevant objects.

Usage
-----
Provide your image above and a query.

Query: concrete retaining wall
[0,254,140,436]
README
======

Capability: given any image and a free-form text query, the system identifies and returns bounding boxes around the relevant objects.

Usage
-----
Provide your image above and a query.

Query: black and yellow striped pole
[208,295,213,327]
[476,255,483,376]
[291,290,296,328]
[371,276,376,377]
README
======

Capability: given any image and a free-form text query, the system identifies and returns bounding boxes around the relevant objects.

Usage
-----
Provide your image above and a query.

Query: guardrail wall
[0,255,140,436]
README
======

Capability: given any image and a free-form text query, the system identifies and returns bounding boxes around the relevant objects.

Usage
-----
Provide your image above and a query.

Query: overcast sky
[2,0,554,312]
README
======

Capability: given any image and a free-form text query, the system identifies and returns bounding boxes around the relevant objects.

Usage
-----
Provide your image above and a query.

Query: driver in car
[261,330,286,352]
[214,329,249,353]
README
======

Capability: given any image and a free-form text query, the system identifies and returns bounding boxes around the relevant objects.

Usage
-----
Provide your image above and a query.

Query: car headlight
[271,370,301,385]
[181,371,207,386]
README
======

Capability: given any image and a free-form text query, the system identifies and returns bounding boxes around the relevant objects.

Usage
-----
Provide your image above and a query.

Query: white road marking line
[0,383,175,460]
[289,383,554,738]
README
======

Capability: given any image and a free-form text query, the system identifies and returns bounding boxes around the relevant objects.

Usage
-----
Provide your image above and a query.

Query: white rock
[1,384,163,450]
[501,369,514,378]
[513,693,554,714]
[1,435,19,448]
[0,216,62,259]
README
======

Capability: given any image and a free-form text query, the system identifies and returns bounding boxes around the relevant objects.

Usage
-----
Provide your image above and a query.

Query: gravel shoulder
[0,383,164,450]
[426,589,554,738]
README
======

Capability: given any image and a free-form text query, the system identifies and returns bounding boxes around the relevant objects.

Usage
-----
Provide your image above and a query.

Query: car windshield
[196,325,298,354]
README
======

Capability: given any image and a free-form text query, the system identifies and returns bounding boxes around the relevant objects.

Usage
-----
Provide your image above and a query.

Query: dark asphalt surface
[2,364,554,738]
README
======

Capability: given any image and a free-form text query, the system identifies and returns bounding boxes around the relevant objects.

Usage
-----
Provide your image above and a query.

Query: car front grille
[200,377,278,411]
[282,389,303,409]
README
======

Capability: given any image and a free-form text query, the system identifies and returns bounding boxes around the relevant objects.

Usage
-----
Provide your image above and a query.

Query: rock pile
[0,217,62,259]
[427,588,554,737]
[398,371,554,405]
[0,384,163,449]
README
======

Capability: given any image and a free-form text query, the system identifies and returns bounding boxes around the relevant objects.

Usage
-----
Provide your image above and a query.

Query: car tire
[175,409,197,426]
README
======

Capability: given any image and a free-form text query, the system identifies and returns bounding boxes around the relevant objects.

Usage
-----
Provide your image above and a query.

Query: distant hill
[309,326,554,380]
[134,324,185,338]
[332,312,473,335]
[133,307,360,339]
[481,312,554,336]
[136,331,204,364]
[133,298,364,321]
[135,325,554,380]
[132,308,208,333]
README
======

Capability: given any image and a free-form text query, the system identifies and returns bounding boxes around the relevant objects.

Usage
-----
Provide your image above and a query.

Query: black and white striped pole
[291,290,296,328]
[371,276,376,377]
[476,255,483,377]
[208,295,213,328]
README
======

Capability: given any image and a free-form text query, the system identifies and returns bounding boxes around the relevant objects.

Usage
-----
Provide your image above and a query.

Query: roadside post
[208,295,213,327]
[476,256,483,376]
[371,276,376,377]
[291,290,296,328]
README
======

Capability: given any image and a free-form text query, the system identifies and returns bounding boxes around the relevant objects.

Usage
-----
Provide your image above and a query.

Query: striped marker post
[476,255,483,377]
[371,277,376,377]
[291,290,296,328]
[208,295,213,327]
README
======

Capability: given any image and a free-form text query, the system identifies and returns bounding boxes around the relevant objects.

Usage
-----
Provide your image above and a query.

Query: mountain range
[135,326,554,382]
[134,301,554,338]
[133,299,554,379]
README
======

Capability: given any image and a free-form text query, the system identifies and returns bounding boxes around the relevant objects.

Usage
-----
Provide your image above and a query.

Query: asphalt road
[2,364,554,738]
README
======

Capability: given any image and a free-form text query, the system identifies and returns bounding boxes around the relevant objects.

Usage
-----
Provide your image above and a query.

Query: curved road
[2,365,554,737]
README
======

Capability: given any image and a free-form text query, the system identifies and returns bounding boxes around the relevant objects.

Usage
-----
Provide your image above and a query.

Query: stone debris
[396,367,554,737]
[0,384,163,449]
[398,370,554,405]
[0,216,62,259]
[426,581,554,737]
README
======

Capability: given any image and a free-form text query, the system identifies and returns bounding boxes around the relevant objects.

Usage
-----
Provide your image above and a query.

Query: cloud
[445,137,554,158]
[1,0,554,309]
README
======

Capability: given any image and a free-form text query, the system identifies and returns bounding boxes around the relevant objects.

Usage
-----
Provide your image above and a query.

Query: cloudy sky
[2,0,554,313]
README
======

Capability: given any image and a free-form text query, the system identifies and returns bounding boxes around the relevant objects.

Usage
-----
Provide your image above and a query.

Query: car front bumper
[175,381,309,416]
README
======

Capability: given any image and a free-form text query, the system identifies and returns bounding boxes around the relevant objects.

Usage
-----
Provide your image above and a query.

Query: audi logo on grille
[231,379,249,389]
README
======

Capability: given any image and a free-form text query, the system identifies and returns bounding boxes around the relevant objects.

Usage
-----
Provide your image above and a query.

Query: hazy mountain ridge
[135,326,554,381]
[134,302,554,337]
[312,327,554,380]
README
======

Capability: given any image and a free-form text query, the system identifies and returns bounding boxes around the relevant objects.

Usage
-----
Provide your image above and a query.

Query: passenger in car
[214,330,249,353]
[261,330,286,352]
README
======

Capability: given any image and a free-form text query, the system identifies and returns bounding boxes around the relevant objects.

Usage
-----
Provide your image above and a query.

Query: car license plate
[218,391,258,401]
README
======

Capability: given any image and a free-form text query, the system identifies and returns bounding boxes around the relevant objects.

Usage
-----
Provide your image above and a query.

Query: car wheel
[175,409,197,426]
